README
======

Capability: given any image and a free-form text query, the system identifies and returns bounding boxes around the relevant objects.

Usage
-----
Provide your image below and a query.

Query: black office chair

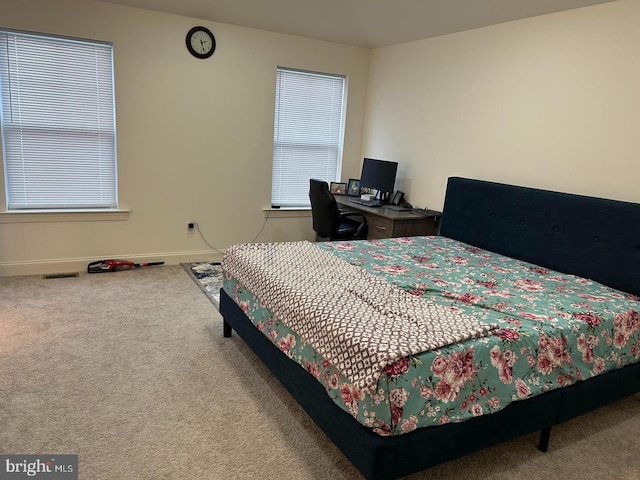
[309,179,368,241]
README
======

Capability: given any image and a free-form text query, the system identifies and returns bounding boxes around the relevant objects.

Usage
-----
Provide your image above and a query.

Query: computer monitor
[359,158,398,201]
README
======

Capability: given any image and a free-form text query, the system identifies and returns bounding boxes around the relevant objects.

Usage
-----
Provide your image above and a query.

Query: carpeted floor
[1,266,639,479]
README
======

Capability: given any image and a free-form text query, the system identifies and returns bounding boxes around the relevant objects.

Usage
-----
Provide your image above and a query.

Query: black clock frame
[186,26,216,59]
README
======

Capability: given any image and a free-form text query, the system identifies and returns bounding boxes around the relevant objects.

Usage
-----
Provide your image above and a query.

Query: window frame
[271,66,347,209]
[0,28,118,212]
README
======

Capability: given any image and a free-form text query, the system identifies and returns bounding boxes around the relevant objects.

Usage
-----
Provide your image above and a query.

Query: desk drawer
[368,216,394,239]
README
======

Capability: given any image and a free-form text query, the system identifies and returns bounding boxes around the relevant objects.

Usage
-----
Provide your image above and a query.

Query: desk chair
[309,179,368,241]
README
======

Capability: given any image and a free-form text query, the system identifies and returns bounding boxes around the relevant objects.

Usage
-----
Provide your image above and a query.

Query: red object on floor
[87,259,164,273]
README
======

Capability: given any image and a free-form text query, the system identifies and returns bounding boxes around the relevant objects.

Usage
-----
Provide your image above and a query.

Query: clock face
[186,26,216,59]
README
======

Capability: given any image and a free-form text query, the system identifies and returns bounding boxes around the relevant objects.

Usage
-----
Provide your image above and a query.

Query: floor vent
[43,272,80,279]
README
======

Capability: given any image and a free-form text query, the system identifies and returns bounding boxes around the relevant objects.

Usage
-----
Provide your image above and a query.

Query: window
[0,30,117,211]
[271,67,346,208]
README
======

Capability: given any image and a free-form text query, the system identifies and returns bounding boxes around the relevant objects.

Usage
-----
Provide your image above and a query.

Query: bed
[219,177,640,479]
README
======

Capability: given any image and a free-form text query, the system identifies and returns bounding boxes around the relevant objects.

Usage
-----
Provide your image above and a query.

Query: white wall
[3,0,639,276]
[0,0,371,275]
[362,0,640,211]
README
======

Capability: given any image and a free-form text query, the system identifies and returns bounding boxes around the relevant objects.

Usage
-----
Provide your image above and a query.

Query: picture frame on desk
[330,182,346,195]
[347,178,360,197]
[391,190,405,206]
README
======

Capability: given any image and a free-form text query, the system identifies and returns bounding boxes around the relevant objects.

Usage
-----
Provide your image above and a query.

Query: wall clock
[186,26,216,59]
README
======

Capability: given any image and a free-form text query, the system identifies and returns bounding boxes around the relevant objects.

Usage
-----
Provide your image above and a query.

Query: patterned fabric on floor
[183,262,223,307]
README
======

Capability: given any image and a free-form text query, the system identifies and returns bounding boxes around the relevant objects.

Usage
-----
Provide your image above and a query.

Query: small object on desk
[347,178,361,196]
[330,182,347,195]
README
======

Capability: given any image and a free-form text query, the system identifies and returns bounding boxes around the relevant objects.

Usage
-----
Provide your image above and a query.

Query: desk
[335,196,441,240]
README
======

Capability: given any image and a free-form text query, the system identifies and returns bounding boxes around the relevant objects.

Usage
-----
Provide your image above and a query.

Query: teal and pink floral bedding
[222,236,640,436]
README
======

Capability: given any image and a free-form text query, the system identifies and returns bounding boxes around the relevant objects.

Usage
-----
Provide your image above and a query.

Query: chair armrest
[339,211,367,237]
[339,211,367,224]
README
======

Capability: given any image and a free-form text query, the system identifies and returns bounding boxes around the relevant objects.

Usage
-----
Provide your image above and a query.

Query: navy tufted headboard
[439,177,640,296]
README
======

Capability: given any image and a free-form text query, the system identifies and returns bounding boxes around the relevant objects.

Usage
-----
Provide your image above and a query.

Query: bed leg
[223,319,232,337]
[538,426,552,452]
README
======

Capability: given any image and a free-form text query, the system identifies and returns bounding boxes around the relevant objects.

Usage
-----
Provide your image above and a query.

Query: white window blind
[0,30,117,210]
[271,67,346,208]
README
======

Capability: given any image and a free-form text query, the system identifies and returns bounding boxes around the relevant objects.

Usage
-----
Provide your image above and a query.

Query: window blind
[0,30,117,210]
[271,67,346,208]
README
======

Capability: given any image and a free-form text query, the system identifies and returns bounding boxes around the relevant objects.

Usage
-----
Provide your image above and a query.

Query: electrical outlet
[187,221,196,234]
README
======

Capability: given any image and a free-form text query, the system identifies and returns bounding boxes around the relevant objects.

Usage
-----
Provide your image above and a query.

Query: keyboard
[385,205,412,211]
[349,198,383,208]
[411,208,437,217]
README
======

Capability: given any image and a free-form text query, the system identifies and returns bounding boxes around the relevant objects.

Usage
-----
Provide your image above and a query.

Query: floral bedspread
[222,241,496,394]
[222,236,640,436]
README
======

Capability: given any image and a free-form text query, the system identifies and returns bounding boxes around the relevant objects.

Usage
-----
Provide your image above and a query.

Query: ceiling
[98,0,615,48]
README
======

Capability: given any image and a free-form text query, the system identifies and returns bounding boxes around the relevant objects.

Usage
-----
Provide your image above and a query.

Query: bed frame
[220,177,640,479]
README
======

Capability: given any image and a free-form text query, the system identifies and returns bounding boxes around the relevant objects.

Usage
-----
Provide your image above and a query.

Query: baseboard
[0,250,224,277]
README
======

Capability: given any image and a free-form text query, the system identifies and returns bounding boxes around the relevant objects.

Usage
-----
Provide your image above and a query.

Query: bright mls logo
[0,455,77,480]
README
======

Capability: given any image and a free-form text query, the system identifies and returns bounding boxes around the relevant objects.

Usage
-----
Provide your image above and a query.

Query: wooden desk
[335,195,441,240]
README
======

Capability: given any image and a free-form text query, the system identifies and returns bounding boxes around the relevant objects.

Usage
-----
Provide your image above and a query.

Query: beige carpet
[1,265,639,480]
